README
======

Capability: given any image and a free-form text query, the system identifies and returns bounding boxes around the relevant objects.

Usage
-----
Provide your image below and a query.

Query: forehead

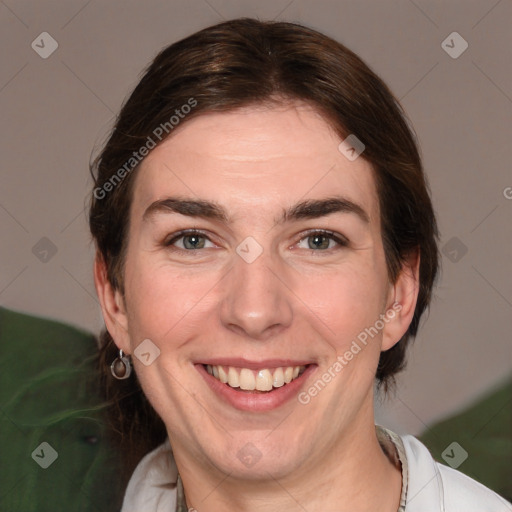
[132,103,379,224]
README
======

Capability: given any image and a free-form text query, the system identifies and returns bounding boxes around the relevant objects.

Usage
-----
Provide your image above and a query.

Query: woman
[90,18,511,511]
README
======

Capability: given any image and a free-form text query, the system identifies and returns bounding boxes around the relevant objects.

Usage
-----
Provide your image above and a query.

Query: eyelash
[163,229,349,254]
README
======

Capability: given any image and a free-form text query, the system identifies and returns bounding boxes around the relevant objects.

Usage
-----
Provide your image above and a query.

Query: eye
[163,229,348,253]
[296,230,348,251]
[164,230,215,251]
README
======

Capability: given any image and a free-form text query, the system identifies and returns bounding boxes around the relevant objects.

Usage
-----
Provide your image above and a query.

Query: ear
[381,248,420,351]
[93,253,131,354]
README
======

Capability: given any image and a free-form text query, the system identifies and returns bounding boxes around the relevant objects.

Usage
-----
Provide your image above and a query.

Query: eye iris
[308,235,330,250]
[183,234,205,249]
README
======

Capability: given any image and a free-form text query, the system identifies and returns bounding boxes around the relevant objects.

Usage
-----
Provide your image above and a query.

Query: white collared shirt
[121,425,511,511]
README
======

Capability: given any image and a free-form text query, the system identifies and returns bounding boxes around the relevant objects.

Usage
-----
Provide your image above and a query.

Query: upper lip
[197,358,314,370]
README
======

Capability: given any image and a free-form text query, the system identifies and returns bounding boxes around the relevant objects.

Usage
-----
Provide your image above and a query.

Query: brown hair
[89,17,439,483]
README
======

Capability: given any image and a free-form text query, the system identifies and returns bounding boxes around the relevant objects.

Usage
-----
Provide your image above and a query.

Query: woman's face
[103,102,415,480]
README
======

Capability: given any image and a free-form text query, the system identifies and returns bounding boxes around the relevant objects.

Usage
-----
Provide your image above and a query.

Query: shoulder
[121,439,178,512]
[400,434,512,511]
[438,462,512,511]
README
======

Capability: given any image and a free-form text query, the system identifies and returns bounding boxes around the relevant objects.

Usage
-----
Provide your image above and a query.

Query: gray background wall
[1,0,511,436]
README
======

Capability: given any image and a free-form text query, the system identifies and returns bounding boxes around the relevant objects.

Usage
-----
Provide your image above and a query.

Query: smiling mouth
[203,364,308,393]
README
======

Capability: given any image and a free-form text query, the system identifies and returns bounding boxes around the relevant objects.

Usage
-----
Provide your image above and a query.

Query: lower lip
[196,364,317,412]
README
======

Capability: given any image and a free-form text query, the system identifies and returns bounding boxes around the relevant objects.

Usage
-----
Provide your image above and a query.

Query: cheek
[297,262,389,364]
[123,255,220,346]
[305,261,384,316]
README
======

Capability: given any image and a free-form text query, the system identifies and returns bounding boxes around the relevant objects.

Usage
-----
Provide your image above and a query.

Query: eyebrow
[142,195,370,225]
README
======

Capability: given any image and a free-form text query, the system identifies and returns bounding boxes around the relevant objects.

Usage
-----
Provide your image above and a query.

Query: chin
[195,429,310,482]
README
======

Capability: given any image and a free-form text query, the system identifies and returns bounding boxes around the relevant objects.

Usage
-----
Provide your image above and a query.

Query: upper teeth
[206,365,306,391]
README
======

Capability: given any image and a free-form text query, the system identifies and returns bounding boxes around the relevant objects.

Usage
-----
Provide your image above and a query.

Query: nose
[219,246,294,341]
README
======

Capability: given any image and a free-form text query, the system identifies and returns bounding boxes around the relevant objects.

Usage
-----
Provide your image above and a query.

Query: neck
[174,402,402,512]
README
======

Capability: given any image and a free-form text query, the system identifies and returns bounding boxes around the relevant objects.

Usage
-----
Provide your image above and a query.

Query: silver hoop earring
[110,349,132,380]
